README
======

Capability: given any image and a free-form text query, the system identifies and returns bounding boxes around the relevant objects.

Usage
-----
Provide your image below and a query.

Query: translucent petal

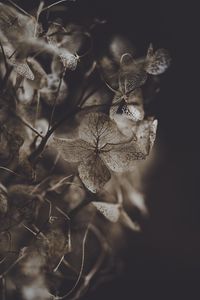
[145,48,171,75]
[101,140,146,172]
[79,112,125,148]
[92,202,120,222]
[101,119,157,172]
[132,118,158,153]
[78,155,111,193]
[119,62,147,94]
[51,137,92,162]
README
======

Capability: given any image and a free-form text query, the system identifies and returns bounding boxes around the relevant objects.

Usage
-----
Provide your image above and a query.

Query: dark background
[7,0,200,299]
[74,1,200,299]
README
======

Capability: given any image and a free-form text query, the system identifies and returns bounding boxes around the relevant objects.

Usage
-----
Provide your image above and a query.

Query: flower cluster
[0,1,170,299]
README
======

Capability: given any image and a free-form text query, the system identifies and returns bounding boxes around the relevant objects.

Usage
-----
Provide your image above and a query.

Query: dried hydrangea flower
[47,22,78,71]
[51,112,157,193]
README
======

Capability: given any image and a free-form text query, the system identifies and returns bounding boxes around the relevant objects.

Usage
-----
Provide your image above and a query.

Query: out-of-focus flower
[0,3,36,45]
[145,43,171,75]
[40,73,68,106]
[51,112,157,193]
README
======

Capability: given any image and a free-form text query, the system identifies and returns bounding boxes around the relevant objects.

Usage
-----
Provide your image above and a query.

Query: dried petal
[92,202,120,222]
[2,46,34,80]
[51,137,92,162]
[121,104,144,121]
[78,155,111,193]
[101,140,146,172]
[132,118,158,154]
[119,56,147,93]
[145,48,171,75]
[79,112,125,147]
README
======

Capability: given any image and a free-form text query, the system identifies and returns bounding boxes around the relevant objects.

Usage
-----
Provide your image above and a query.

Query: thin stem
[6,0,33,18]
[11,111,44,138]
[48,68,66,131]
[41,0,75,12]
[0,166,22,177]
[55,223,91,299]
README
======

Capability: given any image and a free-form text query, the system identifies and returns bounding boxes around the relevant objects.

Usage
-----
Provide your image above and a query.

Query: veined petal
[101,140,146,173]
[79,112,125,147]
[51,137,92,163]
[78,154,111,193]
[100,118,157,173]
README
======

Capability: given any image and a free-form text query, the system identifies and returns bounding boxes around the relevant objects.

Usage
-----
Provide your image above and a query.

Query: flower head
[52,112,157,193]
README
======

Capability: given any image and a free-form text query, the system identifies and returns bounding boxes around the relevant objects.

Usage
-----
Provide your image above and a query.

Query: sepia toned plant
[0,1,170,299]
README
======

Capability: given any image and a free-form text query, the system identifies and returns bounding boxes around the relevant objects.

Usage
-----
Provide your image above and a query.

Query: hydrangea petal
[79,112,125,147]
[132,118,158,154]
[145,48,171,75]
[51,137,92,163]
[78,154,111,193]
[101,140,146,172]
[92,202,120,222]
